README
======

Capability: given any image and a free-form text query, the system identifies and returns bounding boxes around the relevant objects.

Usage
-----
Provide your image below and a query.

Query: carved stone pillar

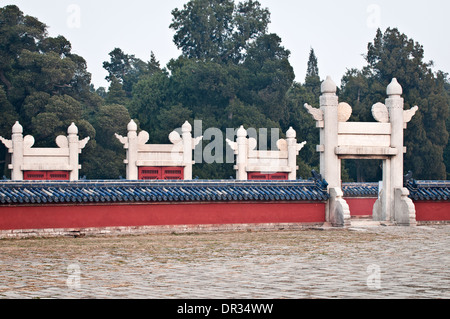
[386,79,417,226]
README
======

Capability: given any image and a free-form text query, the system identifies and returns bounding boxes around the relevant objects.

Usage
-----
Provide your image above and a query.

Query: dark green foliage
[304,48,321,98]
[79,104,131,179]
[0,5,127,179]
[444,79,450,179]
[285,83,319,179]
[170,0,269,63]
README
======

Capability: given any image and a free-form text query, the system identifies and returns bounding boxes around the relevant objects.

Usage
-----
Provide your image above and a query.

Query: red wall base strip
[0,202,326,231]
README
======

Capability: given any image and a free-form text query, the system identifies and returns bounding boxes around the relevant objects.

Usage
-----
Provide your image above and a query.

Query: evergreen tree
[170,0,270,64]
[128,71,172,143]
[242,33,294,123]
[103,47,157,98]
[0,86,17,176]
[80,104,131,179]
[303,48,321,113]
[105,76,128,105]
[148,51,163,76]
[0,5,100,176]
[444,78,450,179]
[305,48,319,80]
[285,83,319,179]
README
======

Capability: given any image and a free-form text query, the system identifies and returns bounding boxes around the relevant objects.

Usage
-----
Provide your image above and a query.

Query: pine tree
[306,48,319,79]
[105,76,129,105]
[304,48,321,102]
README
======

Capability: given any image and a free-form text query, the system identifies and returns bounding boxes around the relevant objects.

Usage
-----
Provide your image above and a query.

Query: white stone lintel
[21,164,73,171]
[335,146,398,156]
[136,160,186,167]
[338,122,391,135]
[245,166,293,173]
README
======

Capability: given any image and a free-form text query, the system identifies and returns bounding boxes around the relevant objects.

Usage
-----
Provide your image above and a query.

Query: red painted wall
[23,171,70,181]
[0,202,325,231]
[1,199,447,232]
[247,172,289,180]
[138,167,184,180]
[345,198,377,217]
[414,201,450,222]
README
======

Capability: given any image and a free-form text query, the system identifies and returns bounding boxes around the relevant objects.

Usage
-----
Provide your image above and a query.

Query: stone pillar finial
[12,121,23,134]
[387,78,403,97]
[127,119,138,132]
[321,76,337,94]
[237,125,247,138]
[67,122,78,135]
[286,127,296,139]
[182,121,192,133]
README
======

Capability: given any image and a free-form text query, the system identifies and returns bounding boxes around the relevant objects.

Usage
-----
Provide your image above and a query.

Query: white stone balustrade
[0,122,89,181]
[226,126,306,180]
[115,120,202,180]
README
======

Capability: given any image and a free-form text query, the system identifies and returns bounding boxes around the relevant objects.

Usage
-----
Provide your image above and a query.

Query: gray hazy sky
[3,0,450,89]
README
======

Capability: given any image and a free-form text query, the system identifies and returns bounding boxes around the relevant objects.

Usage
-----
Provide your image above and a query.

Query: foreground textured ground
[0,224,449,299]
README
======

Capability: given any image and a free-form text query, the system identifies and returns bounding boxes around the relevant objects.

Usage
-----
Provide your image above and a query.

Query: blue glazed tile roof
[1,179,447,205]
[406,180,450,201]
[0,180,329,205]
[342,183,379,197]
[342,180,450,201]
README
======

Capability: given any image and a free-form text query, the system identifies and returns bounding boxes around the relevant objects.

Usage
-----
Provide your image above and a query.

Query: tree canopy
[170,0,270,64]
[0,5,122,178]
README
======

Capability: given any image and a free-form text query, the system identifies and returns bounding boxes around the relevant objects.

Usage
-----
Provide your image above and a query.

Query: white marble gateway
[304,77,418,226]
